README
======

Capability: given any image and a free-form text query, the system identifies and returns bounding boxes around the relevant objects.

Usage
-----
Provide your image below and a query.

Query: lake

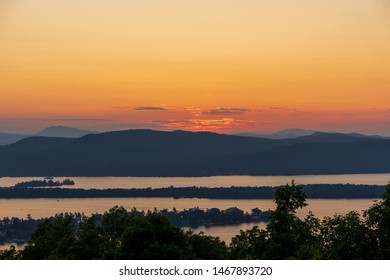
[0,174,388,244]
[0,197,378,243]
[1,173,390,189]
[0,197,377,219]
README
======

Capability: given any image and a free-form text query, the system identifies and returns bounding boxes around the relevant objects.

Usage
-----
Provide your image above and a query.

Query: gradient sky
[1,0,390,134]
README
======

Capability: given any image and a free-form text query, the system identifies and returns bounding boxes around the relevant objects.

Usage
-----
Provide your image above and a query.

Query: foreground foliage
[230,181,390,259]
[1,208,228,260]
[0,207,270,246]
[2,181,390,259]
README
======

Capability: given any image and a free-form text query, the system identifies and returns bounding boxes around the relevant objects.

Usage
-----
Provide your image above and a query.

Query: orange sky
[1,0,390,134]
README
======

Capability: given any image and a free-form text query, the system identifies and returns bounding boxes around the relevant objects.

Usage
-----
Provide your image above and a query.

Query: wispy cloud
[268,107,300,112]
[153,118,242,132]
[0,117,114,122]
[134,106,169,111]
[202,107,249,116]
[89,122,165,132]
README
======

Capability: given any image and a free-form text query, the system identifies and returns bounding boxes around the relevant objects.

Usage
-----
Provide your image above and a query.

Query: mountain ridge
[36,126,97,138]
[1,129,389,177]
[236,128,317,139]
[0,126,97,145]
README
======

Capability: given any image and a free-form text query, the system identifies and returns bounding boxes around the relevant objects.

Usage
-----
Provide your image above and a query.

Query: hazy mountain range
[236,128,387,140]
[236,128,318,139]
[1,126,387,145]
[0,126,97,145]
[0,128,390,177]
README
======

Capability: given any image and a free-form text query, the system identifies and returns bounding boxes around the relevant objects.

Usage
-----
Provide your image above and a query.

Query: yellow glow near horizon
[1,0,390,134]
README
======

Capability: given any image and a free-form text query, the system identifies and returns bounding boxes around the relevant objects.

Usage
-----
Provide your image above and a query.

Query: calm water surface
[0,174,386,244]
[1,174,390,189]
[0,198,377,219]
[0,197,377,243]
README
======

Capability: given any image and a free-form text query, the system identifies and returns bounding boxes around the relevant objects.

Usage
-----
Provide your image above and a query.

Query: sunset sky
[1,0,390,135]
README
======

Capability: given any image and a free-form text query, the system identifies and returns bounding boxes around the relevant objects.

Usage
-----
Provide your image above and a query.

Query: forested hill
[0,184,386,199]
[0,129,390,176]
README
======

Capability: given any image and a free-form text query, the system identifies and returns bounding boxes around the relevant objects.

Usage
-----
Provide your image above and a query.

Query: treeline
[228,182,390,259]
[0,207,271,245]
[13,179,75,188]
[162,207,270,227]
[0,207,230,260]
[0,184,387,199]
[3,182,390,259]
[0,213,87,245]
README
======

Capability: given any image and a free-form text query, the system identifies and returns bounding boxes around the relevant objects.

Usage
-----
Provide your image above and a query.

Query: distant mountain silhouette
[7,136,74,151]
[36,126,97,138]
[0,129,389,176]
[0,126,97,145]
[237,128,317,139]
[284,132,381,144]
[0,132,28,146]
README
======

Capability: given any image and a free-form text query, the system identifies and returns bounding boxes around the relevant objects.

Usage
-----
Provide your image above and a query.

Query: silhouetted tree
[0,245,18,260]
[230,226,268,259]
[20,215,76,259]
[230,181,320,259]
[320,211,376,259]
[364,183,390,258]
[185,231,228,259]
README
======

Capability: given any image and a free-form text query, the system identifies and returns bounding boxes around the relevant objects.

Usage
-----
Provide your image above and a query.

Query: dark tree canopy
[3,182,390,260]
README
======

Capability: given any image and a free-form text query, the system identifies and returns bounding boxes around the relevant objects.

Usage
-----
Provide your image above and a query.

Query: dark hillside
[0,130,389,176]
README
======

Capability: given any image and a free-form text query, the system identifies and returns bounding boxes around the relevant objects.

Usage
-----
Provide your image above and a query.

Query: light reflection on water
[0,197,276,218]
[0,174,385,244]
[0,197,378,243]
[0,243,25,251]
[1,174,390,189]
[0,198,377,219]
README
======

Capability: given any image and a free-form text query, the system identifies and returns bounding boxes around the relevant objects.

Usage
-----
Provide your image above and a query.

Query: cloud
[112,105,171,111]
[88,122,165,132]
[152,118,242,132]
[269,107,297,111]
[202,107,249,116]
[134,106,169,111]
[0,117,114,122]
[152,119,179,124]
[153,118,230,127]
